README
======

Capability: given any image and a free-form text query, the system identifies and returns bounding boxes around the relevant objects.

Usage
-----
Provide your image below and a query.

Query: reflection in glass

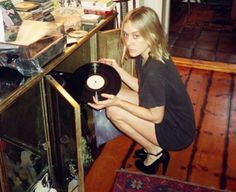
[0,67,26,101]
[0,79,48,191]
[0,138,47,191]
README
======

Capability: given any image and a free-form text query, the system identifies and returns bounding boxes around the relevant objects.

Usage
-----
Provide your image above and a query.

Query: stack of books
[80,0,116,18]
[81,14,101,25]
[15,1,44,20]
[15,0,54,21]
[40,0,54,21]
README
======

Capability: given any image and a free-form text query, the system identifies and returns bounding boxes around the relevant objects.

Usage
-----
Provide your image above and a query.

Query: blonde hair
[120,6,169,63]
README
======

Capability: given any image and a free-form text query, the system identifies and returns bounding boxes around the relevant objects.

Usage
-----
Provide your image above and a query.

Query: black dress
[136,56,196,151]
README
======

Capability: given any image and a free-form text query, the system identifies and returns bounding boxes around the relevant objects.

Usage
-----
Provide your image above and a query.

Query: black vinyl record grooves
[71,62,122,103]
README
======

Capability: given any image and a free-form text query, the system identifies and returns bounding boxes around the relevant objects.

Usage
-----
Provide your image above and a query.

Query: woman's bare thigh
[115,107,158,145]
[112,88,158,145]
[109,87,158,144]
[117,87,139,104]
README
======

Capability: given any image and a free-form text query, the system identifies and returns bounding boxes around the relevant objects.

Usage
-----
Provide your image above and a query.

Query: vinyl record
[71,62,121,103]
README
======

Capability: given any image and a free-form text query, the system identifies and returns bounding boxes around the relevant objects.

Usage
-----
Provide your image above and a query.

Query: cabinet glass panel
[0,81,48,192]
[45,75,84,191]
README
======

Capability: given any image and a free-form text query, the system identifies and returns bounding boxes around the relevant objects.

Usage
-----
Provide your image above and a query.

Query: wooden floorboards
[84,65,236,192]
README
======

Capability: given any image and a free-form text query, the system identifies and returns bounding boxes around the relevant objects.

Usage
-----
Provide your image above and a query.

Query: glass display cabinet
[0,14,117,192]
[0,74,85,192]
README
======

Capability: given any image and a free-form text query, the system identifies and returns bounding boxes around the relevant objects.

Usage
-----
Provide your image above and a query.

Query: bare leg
[106,88,163,165]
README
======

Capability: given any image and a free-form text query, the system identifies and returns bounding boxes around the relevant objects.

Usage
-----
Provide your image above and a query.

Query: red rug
[112,170,223,192]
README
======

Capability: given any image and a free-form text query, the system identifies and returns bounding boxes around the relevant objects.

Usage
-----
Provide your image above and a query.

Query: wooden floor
[84,64,236,192]
[169,3,236,64]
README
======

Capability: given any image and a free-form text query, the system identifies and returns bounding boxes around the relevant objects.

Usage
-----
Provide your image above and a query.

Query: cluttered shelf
[0,12,117,112]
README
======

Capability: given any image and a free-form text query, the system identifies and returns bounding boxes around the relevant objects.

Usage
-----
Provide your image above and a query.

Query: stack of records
[15,0,54,21]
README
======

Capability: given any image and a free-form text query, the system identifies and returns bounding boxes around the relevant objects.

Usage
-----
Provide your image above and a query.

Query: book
[83,9,114,18]
[81,0,113,8]
[42,6,53,16]
[24,0,49,3]
[82,2,116,18]
[82,1,116,11]
[81,13,101,24]
[17,11,33,20]
[14,2,40,12]
[95,0,113,7]
[40,1,53,10]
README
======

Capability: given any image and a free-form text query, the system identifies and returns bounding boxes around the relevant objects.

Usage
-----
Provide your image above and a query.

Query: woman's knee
[106,106,122,122]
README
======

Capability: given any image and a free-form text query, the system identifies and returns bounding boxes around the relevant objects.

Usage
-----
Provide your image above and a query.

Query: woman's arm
[99,58,138,92]
[116,66,138,92]
[88,93,164,124]
[118,99,164,124]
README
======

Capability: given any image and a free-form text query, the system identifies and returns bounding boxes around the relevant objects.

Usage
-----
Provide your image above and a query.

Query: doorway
[168,0,236,64]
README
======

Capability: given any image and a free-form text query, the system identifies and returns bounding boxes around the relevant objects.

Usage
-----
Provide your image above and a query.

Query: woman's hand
[98,58,139,92]
[98,58,120,70]
[88,93,119,110]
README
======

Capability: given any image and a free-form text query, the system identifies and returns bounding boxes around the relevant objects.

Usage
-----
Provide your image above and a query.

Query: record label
[86,74,105,90]
[70,62,122,103]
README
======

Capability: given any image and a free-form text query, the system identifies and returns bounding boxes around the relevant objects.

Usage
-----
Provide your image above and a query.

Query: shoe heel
[161,151,170,175]
[162,158,170,175]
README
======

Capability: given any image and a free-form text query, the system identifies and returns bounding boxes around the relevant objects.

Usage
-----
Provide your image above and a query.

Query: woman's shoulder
[149,56,172,64]
[145,58,164,77]
[147,57,172,69]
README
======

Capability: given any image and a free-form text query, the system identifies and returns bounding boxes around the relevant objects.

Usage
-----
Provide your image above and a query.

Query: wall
[115,0,170,34]
[137,0,170,34]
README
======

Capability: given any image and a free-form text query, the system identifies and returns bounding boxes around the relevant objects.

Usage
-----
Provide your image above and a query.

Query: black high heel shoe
[134,148,147,159]
[135,150,170,175]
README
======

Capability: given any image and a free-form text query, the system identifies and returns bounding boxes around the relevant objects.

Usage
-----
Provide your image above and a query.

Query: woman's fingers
[99,58,117,67]
[87,94,115,110]
[101,93,113,99]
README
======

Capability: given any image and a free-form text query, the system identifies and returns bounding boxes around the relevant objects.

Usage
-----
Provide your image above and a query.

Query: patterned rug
[112,170,224,192]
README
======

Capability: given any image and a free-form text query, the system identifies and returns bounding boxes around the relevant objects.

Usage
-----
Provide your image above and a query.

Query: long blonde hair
[120,6,169,63]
